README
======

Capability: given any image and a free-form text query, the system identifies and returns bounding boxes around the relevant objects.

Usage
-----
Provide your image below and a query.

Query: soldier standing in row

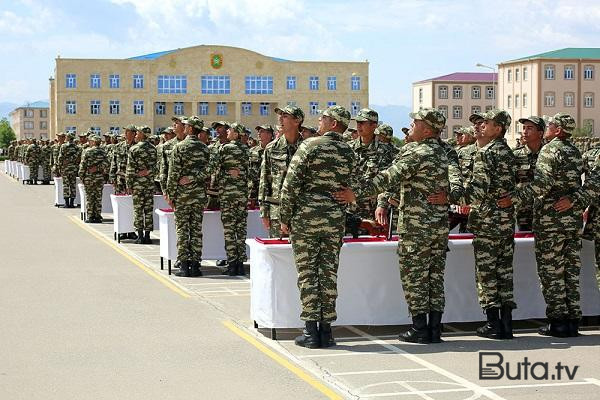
[58,133,81,208]
[248,125,274,208]
[40,140,52,184]
[110,125,137,195]
[79,135,109,223]
[51,133,66,178]
[207,121,230,210]
[156,127,175,192]
[7,140,16,161]
[375,123,401,158]
[25,138,42,184]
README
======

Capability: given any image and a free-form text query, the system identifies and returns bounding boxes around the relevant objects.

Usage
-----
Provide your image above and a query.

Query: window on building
[110,127,120,135]
[201,75,230,94]
[133,74,144,89]
[507,69,512,82]
[216,102,227,116]
[515,68,520,82]
[470,106,480,115]
[66,100,76,114]
[90,100,101,115]
[438,105,448,118]
[544,65,555,80]
[260,102,270,116]
[471,86,481,99]
[24,121,34,129]
[584,93,594,108]
[155,102,166,115]
[485,105,494,112]
[109,74,120,88]
[452,85,462,99]
[241,102,252,116]
[173,102,184,115]
[327,101,336,107]
[133,100,144,115]
[309,76,319,91]
[287,76,296,90]
[438,86,448,99]
[440,127,448,139]
[158,75,187,94]
[90,74,101,88]
[66,73,77,88]
[198,102,209,116]
[24,109,34,117]
[523,93,528,108]
[245,76,273,94]
[564,92,575,107]
[351,101,360,116]
[507,95,512,108]
[544,92,555,107]
[452,105,462,119]
[351,75,361,91]
[485,86,495,99]
[583,119,595,135]
[90,127,101,135]
[564,65,575,80]
[40,121,47,130]
[309,101,319,115]
[523,67,528,81]
[515,94,520,108]
[109,100,120,115]
[584,65,594,80]
[40,109,47,118]
[327,76,336,91]
[65,126,76,134]
[418,88,423,103]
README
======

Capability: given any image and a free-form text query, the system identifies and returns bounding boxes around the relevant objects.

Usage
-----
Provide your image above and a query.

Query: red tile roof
[415,72,498,84]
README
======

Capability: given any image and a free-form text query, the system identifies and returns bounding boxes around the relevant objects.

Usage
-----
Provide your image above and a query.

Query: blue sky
[1,0,600,107]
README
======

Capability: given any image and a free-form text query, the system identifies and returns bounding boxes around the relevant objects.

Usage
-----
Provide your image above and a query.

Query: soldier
[79,135,109,223]
[160,121,181,194]
[7,140,16,161]
[207,121,230,209]
[448,126,476,232]
[375,124,401,158]
[110,125,137,194]
[259,105,304,237]
[463,110,517,340]
[217,122,249,276]
[502,113,588,337]
[248,125,274,208]
[40,140,52,184]
[334,108,450,344]
[166,117,210,277]
[300,125,318,140]
[279,106,356,348]
[51,133,66,178]
[58,132,81,208]
[25,138,42,184]
[513,116,545,231]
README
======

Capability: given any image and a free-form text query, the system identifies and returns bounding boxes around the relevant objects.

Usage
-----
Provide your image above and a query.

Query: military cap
[342,132,354,141]
[79,131,89,137]
[375,123,394,138]
[137,125,152,134]
[459,126,475,136]
[162,127,174,134]
[102,131,112,137]
[255,124,274,133]
[301,125,318,134]
[352,108,379,123]
[274,105,305,121]
[56,132,66,137]
[88,134,102,142]
[409,108,446,131]
[201,126,211,134]
[468,112,485,123]
[518,116,545,132]
[544,112,576,134]
[182,116,204,130]
[229,122,246,134]
[401,127,409,135]
[241,127,251,136]
[483,109,512,130]
[66,132,76,139]
[211,120,230,129]
[171,116,185,122]
[320,105,351,126]
[123,124,138,132]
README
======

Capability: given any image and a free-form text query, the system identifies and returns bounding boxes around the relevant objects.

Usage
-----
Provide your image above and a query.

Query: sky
[1,0,600,107]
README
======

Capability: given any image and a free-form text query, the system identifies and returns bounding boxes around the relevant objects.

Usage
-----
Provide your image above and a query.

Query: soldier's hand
[138,169,149,177]
[280,223,290,235]
[427,191,448,205]
[497,195,513,208]
[333,187,356,204]
[553,196,573,212]
[228,168,240,178]
[179,176,191,185]
[583,207,589,222]
[458,205,471,215]
[261,217,270,230]
[375,207,388,225]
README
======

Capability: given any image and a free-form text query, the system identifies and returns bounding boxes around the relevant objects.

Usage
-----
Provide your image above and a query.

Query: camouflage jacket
[457,143,478,184]
[160,137,181,191]
[248,144,266,201]
[349,136,395,182]
[464,137,516,237]
[109,141,131,183]
[51,143,62,174]
[279,132,356,234]
[7,144,15,161]
[78,146,109,183]
[165,135,210,206]
[438,139,465,204]
[25,143,42,166]
[218,140,249,203]
[259,134,303,220]
[126,140,157,189]
[58,142,81,174]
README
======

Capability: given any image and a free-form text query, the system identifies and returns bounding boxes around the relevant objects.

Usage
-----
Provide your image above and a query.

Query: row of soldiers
[7,138,53,184]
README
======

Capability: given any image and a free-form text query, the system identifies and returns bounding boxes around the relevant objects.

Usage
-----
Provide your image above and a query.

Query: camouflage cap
[375,123,393,138]
[468,112,485,123]
[229,122,246,134]
[352,108,378,123]
[201,126,211,134]
[320,105,351,126]
[103,131,112,136]
[182,116,204,130]
[458,126,475,136]
[518,116,545,132]
[401,127,409,135]
[66,132,76,139]
[56,132,66,137]
[88,134,102,142]
[161,127,174,134]
[123,124,138,132]
[137,125,152,134]
[171,116,184,122]
[211,120,230,129]
[545,112,576,134]
[255,124,274,133]
[483,109,512,130]
[79,131,89,137]
[274,105,305,121]
[301,125,318,134]
[409,108,446,131]
[347,127,357,133]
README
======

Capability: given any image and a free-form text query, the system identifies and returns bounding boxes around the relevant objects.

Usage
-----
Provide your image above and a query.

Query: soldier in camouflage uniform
[280,106,356,348]
[79,135,109,223]
[450,125,477,232]
[160,120,182,194]
[51,133,66,177]
[58,133,81,208]
[7,140,16,161]
[504,113,589,338]
[300,125,318,140]
[207,121,230,209]
[40,140,52,183]
[166,117,210,277]
[110,125,137,194]
[126,126,157,244]
[217,122,249,276]
[581,137,600,291]
[248,125,274,208]
[259,106,304,237]
[25,138,42,184]
[375,124,401,159]
[156,127,175,193]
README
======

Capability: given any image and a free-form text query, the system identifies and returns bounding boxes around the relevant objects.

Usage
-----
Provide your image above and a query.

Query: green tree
[391,136,405,147]
[0,118,16,149]
[572,122,593,138]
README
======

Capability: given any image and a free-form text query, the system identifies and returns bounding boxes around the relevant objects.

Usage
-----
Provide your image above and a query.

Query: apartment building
[9,101,50,140]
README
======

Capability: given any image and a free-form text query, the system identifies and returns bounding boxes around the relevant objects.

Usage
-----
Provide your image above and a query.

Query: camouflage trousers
[398,233,448,316]
[132,188,154,231]
[220,199,248,263]
[206,195,220,210]
[352,195,377,221]
[594,239,600,293]
[62,171,77,198]
[268,218,287,238]
[29,162,40,181]
[516,207,533,232]
[175,200,205,262]
[84,179,103,219]
[290,231,344,322]
[42,163,51,181]
[535,233,582,319]
[114,176,127,194]
[472,235,516,310]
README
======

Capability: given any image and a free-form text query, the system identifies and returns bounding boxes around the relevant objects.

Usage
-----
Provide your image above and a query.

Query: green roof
[505,48,600,63]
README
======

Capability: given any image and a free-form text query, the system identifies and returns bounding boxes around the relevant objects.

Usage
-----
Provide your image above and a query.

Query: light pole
[476,63,496,107]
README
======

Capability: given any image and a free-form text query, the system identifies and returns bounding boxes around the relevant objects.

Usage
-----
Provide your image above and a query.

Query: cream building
[498,48,600,144]
[412,72,497,139]
[49,45,369,139]
[9,101,50,140]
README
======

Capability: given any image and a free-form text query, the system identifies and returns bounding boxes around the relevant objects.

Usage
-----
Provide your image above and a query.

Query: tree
[0,118,16,149]
[391,136,405,147]
[572,122,593,138]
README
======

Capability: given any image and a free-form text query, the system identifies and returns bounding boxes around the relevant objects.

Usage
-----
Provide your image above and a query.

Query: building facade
[498,48,600,143]
[412,72,497,138]
[9,101,50,140]
[49,45,369,138]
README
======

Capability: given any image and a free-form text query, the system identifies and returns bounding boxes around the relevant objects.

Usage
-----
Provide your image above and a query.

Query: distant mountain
[0,102,19,120]
[371,104,412,138]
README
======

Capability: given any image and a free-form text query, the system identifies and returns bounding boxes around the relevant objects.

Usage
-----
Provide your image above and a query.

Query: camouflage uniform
[248,125,273,207]
[160,135,180,193]
[41,142,52,182]
[126,128,157,233]
[25,140,42,182]
[7,141,16,161]
[110,128,135,193]
[375,124,401,159]
[78,136,109,221]
[582,144,600,283]
[51,135,65,177]
[58,134,81,201]
[206,121,230,209]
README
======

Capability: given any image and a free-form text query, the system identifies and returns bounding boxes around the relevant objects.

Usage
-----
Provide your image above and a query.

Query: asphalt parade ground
[1,172,599,400]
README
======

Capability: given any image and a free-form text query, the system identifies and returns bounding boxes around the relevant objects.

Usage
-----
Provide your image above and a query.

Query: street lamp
[476,63,496,106]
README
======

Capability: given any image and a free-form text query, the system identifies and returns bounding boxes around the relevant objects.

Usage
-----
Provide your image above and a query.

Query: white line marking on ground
[332,368,429,376]
[297,350,396,358]
[397,381,436,400]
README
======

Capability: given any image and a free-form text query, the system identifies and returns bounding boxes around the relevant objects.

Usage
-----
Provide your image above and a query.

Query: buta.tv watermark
[479,352,579,380]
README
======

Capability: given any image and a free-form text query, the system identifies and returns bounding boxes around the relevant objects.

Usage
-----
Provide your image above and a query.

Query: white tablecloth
[248,237,600,328]
[110,194,170,234]
[78,183,114,218]
[53,177,82,206]
[2,160,8,174]
[18,164,29,182]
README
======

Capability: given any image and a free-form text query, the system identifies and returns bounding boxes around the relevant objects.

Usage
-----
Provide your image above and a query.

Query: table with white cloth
[248,234,600,339]
[53,177,81,207]
[77,183,114,220]
[18,164,29,183]
[110,194,170,241]
[2,160,8,173]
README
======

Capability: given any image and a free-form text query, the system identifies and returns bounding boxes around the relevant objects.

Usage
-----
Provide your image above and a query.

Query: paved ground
[2,171,600,399]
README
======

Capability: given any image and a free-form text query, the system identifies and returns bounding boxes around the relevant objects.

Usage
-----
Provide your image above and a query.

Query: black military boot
[428,311,443,343]
[477,308,502,339]
[226,261,237,277]
[399,314,429,344]
[319,322,335,348]
[127,231,138,240]
[236,261,246,276]
[295,321,320,349]
[70,198,76,207]
[175,261,191,277]
[500,305,514,339]
[216,259,227,267]
[134,230,144,244]
[568,318,581,337]
[189,261,203,277]
[143,231,152,244]
[539,319,569,338]
[64,198,71,208]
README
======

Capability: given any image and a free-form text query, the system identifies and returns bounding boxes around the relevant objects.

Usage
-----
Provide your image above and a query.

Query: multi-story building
[9,101,50,140]
[49,45,369,139]
[412,72,497,138]
[498,48,600,143]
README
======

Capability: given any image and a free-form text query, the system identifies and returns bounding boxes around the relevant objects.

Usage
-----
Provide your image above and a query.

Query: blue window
[309,76,319,91]
[66,74,76,88]
[109,74,120,88]
[133,100,144,115]
[309,101,319,115]
[286,76,296,90]
[90,127,101,135]
[198,102,209,115]
[260,102,270,116]
[155,102,166,115]
[109,127,120,134]
[327,76,336,91]
[245,76,273,94]
[327,101,336,107]
[109,100,120,115]
[241,102,252,116]
[351,101,360,116]
[351,76,361,91]
[66,101,76,114]
[90,100,100,115]
[90,74,101,89]
[201,75,230,94]
[216,102,227,116]
[133,74,144,89]
[173,102,184,115]
[158,75,187,94]
[65,126,76,134]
